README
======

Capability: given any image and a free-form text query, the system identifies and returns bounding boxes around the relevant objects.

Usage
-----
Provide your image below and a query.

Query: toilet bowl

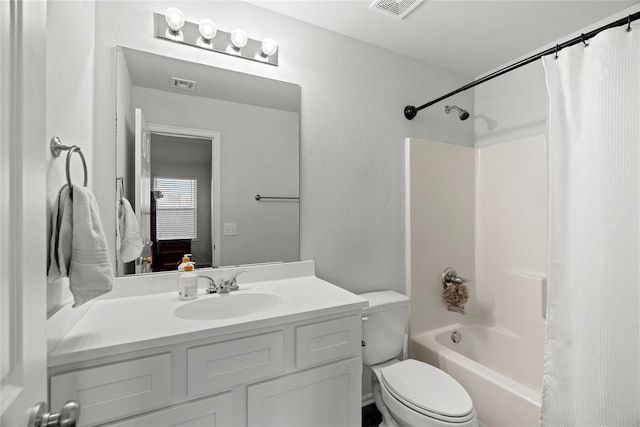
[360,291,478,427]
[371,359,477,427]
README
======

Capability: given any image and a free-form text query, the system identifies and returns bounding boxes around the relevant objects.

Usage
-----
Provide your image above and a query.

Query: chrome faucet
[204,271,247,294]
[441,267,468,288]
[221,270,247,292]
[201,276,219,294]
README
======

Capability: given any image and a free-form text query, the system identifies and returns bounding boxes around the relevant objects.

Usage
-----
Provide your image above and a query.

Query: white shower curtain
[541,24,640,425]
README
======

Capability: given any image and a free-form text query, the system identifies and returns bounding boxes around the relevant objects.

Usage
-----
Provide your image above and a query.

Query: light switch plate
[223,223,237,236]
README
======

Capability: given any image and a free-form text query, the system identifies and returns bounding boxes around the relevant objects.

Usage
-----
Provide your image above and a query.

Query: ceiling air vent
[170,77,196,91]
[369,0,424,20]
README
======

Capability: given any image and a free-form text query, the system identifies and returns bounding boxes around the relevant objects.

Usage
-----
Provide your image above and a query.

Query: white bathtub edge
[411,324,541,427]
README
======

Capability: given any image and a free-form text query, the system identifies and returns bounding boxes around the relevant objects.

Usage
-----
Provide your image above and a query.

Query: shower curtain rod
[404,11,640,120]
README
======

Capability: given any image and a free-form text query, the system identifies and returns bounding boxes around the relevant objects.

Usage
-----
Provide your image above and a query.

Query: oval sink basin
[174,293,282,320]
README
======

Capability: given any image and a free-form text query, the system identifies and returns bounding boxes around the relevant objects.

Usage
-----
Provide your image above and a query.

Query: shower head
[445,105,470,121]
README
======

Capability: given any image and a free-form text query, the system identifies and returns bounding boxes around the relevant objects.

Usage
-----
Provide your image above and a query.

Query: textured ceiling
[250,0,639,77]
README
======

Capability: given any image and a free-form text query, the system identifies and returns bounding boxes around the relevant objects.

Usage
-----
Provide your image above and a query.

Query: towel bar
[51,137,88,187]
[255,194,299,201]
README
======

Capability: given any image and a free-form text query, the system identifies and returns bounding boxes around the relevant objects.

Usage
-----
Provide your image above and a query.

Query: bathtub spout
[447,305,466,315]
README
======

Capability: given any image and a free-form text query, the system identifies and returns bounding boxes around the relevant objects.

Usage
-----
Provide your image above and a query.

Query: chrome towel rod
[50,137,87,188]
[255,194,299,201]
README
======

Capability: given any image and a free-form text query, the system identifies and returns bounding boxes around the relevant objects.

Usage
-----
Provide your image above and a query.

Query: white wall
[133,86,300,266]
[92,0,474,298]
[406,139,475,337]
[474,63,547,147]
[46,0,96,320]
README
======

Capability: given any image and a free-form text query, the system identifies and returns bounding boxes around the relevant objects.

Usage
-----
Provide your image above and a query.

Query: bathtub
[411,324,542,427]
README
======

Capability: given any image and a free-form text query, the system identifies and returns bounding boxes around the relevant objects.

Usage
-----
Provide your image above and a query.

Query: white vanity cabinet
[247,358,361,426]
[48,313,362,427]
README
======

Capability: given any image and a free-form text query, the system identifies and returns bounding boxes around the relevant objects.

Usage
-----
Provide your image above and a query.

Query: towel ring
[66,146,87,187]
[51,137,87,187]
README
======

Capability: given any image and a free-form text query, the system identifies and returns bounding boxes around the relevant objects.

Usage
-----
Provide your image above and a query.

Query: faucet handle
[441,267,468,289]
[227,270,247,288]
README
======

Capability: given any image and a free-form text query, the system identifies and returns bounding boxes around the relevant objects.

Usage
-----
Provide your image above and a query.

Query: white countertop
[48,272,367,367]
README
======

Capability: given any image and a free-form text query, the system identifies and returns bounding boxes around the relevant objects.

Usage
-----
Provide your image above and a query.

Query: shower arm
[404,11,640,120]
[445,105,463,115]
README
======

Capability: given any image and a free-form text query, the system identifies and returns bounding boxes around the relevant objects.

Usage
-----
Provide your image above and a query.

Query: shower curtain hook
[554,44,560,60]
[627,14,632,32]
[581,34,589,47]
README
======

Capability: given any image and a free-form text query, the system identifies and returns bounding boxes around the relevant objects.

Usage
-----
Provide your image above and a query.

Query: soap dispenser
[178,263,198,300]
[178,254,193,271]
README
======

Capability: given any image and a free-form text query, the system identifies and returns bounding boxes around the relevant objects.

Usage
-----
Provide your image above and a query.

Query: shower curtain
[541,24,640,425]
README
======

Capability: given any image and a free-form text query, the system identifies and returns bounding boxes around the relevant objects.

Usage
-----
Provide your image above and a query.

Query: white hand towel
[69,186,113,307]
[47,185,113,307]
[117,197,143,263]
[48,185,72,280]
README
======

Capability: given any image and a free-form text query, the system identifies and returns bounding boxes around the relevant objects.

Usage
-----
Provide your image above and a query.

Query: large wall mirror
[116,46,300,276]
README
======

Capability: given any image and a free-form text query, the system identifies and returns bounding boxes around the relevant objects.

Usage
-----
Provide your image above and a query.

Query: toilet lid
[380,359,474,420]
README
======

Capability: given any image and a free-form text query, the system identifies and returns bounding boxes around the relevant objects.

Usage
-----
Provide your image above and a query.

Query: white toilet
[360,291,478,427]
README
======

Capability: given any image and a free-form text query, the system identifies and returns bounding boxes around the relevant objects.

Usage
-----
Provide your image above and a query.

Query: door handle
[28,401,81,427]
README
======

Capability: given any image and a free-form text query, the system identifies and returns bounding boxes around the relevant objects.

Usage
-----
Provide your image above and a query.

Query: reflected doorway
[147,126,221,271]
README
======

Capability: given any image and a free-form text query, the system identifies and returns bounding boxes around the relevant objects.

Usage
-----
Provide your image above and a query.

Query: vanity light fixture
[227,28,248,55]
[257,38,278,60]
[197,18,217,47]
[164,7,185,41]
[230,28,248,49]
[154,11,279,66]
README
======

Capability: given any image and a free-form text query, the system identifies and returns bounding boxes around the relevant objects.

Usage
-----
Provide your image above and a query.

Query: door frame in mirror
[146,123,221,269]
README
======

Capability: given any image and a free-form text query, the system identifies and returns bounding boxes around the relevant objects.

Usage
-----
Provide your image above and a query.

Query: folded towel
[117,197,143,263]
[48,185,113,307]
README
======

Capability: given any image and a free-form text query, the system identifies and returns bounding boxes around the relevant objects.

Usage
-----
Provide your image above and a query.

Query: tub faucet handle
[442,267,468,288]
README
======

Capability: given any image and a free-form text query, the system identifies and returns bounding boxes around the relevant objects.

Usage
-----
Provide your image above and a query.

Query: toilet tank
[359,291,409,366]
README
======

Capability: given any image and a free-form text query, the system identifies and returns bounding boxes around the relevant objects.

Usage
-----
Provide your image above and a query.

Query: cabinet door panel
[107,393,232,427]
[188,331,284,397]
[51,353,172,426]
[247,358,362,427]
[295,315,360,368]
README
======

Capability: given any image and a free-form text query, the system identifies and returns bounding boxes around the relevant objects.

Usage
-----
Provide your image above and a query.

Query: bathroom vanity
[47,261,366,426]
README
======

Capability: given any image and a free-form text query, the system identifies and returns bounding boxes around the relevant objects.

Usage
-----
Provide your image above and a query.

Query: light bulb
[165,7,185,32]
[198,19,217,41]
[230,28,248,49]
[260,38,278,57]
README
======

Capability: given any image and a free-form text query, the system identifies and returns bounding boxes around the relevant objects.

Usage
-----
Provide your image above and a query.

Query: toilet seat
[380,359,475,423]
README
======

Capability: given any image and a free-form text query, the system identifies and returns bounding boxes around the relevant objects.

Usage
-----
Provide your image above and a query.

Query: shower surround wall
[473,33,552,346]
[406,89,548,427]
[405,139,475,335]
[474,135,547,373]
